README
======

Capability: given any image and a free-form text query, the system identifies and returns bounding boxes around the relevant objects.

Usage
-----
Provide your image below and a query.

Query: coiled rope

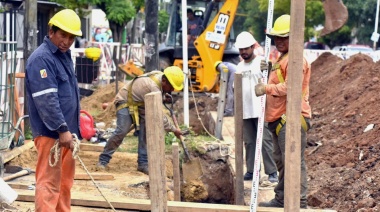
[49,134,116,211]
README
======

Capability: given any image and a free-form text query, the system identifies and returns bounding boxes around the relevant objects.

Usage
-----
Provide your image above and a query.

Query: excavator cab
[159,0,240,92]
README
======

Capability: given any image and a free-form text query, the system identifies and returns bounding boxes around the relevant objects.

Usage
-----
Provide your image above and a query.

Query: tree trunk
[144,0,159,72]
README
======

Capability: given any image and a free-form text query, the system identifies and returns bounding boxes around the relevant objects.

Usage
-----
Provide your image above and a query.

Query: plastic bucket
[0,178,18,204]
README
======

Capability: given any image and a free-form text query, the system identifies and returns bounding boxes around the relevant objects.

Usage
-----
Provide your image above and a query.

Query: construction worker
[25,9,82,211]
[97,66,184,175]
[235,31,278,183]
[255,14,311,208]
[187,8,203,44]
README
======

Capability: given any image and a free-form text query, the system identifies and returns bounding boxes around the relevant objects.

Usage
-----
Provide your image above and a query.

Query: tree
[158,9,169,33]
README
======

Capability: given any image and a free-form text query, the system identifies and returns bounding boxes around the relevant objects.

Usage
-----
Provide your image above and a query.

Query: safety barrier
[303,49,380,64]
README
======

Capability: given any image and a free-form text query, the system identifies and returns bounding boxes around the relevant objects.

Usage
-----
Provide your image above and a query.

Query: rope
[49,134,116,211]
[187,74,234,159]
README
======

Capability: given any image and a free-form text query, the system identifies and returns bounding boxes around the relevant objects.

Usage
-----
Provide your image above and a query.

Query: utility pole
[23,0,38,132]
[144,0,159,72]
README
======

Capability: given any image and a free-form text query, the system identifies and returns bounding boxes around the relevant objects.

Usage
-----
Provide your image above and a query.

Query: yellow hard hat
[85,47,101,61]
[164,66,184,91]
[267,14,290,37]
[48,9,82,36]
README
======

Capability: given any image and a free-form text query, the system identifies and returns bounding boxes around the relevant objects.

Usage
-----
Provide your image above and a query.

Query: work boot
[268,172,278,183]
[244,172,253,181]
[258,198,284,208]
[137,165,149,175]
[300,201,308,209]
[96,162,107,171]
[133,130,139,137]
[223,112,234,117]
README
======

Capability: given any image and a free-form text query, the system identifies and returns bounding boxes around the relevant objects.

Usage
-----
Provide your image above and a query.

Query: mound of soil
[306,52,380,211]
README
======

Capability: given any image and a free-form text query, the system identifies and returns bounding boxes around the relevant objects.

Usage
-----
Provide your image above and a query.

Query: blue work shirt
[25,36,82,140]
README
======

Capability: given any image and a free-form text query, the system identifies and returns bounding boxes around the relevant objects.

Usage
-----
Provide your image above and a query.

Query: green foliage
[105,0,135,26]
[24,129,33,140]
[158,10,170,33]
[320,26,352,48]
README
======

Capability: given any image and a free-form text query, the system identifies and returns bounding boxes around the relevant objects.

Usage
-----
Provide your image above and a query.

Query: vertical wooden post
[285,1,306,211]
[23,0,38,134]
[172,142,181,201]
[234,73,244,205]
[145,91,168,212]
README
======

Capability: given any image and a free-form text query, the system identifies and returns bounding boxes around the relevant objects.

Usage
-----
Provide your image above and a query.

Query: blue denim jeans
[98,108,133,165]
[137,111,148,166]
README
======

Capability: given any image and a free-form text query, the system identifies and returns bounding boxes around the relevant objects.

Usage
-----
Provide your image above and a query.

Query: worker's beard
[241,52,254,61]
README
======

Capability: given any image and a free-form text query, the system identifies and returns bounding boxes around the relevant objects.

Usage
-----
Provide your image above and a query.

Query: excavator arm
[174,0,239,92]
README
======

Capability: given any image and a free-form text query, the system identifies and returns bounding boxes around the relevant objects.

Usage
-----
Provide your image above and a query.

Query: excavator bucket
[321,0,348,36]
[118,60,144,78]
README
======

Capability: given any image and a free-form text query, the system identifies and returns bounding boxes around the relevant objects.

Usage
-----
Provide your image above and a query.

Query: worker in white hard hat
[235,31,278,184]
[25,9,82,211]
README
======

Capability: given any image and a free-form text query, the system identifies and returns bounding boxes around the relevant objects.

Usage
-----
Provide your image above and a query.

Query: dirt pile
[306,52,380,211]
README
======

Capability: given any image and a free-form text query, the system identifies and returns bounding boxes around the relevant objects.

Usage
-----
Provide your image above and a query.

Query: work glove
[260,59,272,72]
[255,78,266,96]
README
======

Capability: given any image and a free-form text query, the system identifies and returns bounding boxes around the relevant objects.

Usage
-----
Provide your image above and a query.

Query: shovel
[164,94,203,182]
[2,168,35,182]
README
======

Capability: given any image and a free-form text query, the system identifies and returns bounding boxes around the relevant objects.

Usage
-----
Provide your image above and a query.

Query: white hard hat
[235,31,257,49]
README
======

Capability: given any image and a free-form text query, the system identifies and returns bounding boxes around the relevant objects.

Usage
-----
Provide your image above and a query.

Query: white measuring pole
[181,0,190,127]
[249,0,274,211]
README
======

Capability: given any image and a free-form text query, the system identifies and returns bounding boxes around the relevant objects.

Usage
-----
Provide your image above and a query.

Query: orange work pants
[34,136,75,212]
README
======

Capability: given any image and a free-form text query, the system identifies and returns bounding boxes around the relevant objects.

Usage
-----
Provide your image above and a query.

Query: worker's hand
[163,93,172,104]
[58,131,74,151]
[173,129,182,139]
[255,78,266,96]
[260,59,272,72]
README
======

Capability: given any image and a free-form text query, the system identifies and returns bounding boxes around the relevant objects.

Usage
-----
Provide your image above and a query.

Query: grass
[116,130,216,156]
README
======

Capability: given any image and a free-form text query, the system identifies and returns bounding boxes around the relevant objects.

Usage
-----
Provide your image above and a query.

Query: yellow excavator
[121,0,348,92]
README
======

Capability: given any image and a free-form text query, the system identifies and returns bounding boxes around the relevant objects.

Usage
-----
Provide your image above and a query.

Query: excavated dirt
[306,52,380,211]
[5,52,380,211]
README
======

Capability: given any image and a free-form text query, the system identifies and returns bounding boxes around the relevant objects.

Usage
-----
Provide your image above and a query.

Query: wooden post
[23,0,38,133]
[234,73,244,205]
[172,142,181,201]
[285,2,306,211]
[145,91,168,212]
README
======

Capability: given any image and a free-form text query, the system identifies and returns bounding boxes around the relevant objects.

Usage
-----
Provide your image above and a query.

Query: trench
[181,147,235,204]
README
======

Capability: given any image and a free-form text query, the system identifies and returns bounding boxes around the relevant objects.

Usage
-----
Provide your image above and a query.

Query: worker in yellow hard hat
[97,66,185,175]
[25,9,83,211]
[255,14,312,209]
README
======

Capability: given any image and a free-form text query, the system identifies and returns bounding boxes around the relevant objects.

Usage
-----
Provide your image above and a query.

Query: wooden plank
[74,173,114,180]
[15,73,25,78]
[234,73,244,205]
[145,91,168,211]
[172,142,181,201]
[8,183,31,190]
[1,140,34,163]
[79,143,105,152]
[14,189,336,212]
[285,2,306,211]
